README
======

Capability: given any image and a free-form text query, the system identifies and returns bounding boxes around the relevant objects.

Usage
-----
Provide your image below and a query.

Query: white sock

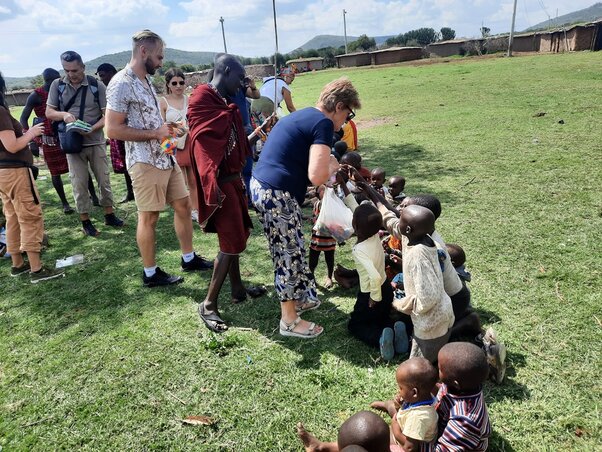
[144,266,157,277]
[182,252,195,263]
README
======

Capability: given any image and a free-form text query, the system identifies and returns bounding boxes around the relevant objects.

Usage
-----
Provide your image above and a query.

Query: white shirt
[259,77,290,107]
[353,234,387,302]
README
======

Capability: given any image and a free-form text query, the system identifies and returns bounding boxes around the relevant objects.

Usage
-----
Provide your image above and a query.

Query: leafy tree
[480,26,491,38]
[403,28,439,46]
[440,27,456,41]
[348,34,376,52]
[180,64,196,73]
[30,75,44,88]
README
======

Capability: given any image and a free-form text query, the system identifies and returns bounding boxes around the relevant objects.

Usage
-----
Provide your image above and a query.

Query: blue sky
[0,0,596,77]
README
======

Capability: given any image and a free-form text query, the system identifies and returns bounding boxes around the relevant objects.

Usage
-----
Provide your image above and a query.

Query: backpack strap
[85,75,100,109]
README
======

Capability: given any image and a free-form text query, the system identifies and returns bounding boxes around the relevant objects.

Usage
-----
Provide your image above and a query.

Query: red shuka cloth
[187,84,251,228]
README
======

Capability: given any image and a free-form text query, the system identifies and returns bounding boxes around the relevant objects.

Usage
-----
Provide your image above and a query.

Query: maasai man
[188,54,266,333]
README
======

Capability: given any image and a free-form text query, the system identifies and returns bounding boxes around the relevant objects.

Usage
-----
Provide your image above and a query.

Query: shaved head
[399,204,435,238]
[439,342,489,390]
[337,411,390,451]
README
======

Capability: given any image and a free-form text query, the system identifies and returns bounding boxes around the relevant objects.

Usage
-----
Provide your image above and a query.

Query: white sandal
[279,316,323,339]
[295,299,321,314]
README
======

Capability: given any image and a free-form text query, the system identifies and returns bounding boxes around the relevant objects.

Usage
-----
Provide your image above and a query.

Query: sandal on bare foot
[198,304,228,333]
[295,299,321,314]
[280,317,323,339]
[323,277,333,289]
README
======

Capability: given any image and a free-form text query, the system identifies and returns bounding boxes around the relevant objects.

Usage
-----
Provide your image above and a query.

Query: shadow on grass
[488,430,516,451]
[357,139,459,204]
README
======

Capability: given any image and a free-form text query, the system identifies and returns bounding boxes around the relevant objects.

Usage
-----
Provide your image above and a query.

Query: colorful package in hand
[313,187,354,242]
[161,137,178,155]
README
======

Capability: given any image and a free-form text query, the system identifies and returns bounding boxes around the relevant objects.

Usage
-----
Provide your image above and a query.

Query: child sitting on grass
[340,151,371,180]
[371,357,439,451]
[309,185,337,288]
[370,167,389,198]
[446,243,471,283]
[434,342,491,451]
[386,176,407,207]
[297,410,390,452]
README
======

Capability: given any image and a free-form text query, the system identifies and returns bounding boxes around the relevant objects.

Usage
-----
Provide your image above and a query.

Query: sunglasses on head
[170,80,185,86]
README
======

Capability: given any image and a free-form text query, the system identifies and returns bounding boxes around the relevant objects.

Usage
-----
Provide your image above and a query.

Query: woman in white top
[159,68,198,221]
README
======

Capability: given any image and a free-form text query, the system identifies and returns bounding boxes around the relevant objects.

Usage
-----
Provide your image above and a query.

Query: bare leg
[51,175,71,208]
[281,300,323,335]
[184,167,199,212]
[228,254,246,299]
[137,211,159,267]
[297,423,338,452]
[171,196,193,254]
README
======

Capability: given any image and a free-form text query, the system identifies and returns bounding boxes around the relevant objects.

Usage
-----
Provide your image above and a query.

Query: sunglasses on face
[170,80,185,86]
[346,108,356,122]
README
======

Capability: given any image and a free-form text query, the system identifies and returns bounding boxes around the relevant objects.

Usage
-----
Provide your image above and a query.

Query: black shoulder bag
[57,85,88,154]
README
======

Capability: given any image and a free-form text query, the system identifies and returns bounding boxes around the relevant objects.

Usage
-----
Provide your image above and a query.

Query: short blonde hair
[132,29,164,51]
[317,77,361,113]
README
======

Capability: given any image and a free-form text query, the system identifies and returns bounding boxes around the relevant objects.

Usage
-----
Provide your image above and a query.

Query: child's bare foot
[297,422,322,452]
[323,277,333,289]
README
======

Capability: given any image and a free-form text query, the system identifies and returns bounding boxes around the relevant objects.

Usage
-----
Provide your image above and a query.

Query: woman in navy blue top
[251,77,361,339]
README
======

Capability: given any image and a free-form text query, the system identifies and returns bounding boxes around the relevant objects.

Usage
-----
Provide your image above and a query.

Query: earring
[405,226,411,234]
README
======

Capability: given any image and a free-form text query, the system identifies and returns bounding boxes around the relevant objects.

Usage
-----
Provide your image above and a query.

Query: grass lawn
[1,51,601,451]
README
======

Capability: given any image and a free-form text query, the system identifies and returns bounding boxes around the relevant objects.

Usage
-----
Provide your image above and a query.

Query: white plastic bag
[313,187,354,242]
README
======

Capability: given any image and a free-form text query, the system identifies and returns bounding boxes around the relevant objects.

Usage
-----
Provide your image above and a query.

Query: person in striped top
[434,342,491,451]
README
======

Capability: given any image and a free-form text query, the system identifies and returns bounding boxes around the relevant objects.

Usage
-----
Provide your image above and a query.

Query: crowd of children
[296,136,505,450]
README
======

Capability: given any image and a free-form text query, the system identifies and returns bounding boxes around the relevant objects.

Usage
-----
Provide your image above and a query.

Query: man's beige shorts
[129,162,189,212]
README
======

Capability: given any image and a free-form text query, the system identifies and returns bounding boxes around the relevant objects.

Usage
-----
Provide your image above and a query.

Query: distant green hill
[524,2,602,31]
[5,48,219,90]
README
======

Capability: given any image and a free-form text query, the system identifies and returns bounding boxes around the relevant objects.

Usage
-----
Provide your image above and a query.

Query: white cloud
[0,6,12,14]
[0,0,598,77]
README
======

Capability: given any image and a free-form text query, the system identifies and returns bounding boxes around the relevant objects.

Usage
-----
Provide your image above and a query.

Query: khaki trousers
[66,144,114,214]
[0,167,44,255]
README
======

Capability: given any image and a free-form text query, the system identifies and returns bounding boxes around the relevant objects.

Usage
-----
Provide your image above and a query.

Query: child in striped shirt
[434,342,491,451]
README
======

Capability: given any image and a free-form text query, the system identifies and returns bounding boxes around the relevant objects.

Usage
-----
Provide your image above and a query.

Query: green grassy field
[2,51,601,451]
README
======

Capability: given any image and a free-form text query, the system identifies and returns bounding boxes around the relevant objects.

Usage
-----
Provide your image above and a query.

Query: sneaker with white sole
[11,261,31,276]
[31,266,65,284]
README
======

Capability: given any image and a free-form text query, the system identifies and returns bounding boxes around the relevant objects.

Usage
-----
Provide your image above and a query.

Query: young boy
[297,410,390,452]
[402,195,506,383]
[385,204,455,363]
[371,357,439,451]
[387,176,407,207]
[370,167,389,198]
[402,195,481,340]
[446,243,471,283]
[332,140,348,161]
[434,342,491,451]
[340,152,371,180]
